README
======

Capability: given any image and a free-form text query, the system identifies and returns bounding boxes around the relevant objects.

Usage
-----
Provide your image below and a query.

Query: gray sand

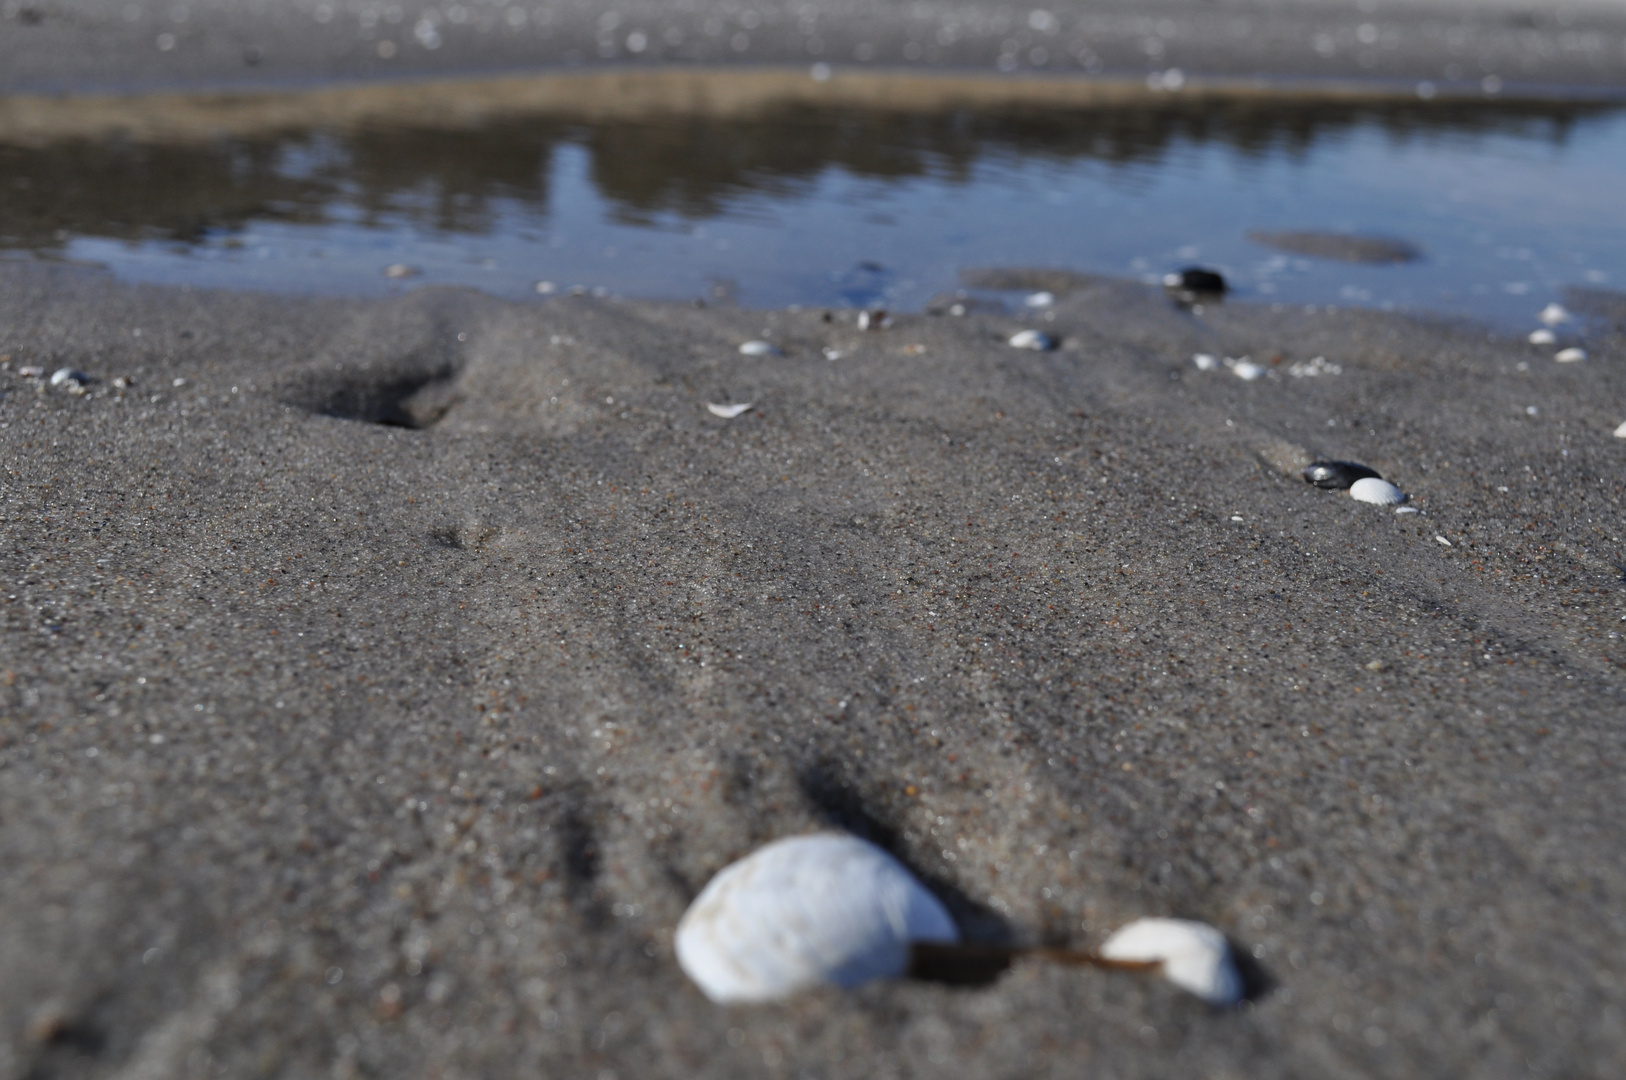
[6,0,1626,98]
[2,259,1624,1077]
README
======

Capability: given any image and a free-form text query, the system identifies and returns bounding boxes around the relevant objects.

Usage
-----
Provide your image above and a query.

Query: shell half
[1349,477,1406,505]
[1100,917,1243,1005]
[675,833,958,1004]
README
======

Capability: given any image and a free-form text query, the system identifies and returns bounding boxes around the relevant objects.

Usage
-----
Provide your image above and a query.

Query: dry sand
[2,259,1624,1077]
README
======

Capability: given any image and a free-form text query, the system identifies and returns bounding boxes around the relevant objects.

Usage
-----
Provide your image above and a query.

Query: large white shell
[1350,477,1406,505]
[1100,917,1243,1005]
[675,834,958,1003]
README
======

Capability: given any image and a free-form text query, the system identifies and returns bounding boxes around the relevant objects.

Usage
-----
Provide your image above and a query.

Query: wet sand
[1,258,1624,1077]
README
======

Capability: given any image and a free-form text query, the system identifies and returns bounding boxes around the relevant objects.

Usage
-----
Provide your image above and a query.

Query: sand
[4,0,1626,1075]
[2,256,1624,1077]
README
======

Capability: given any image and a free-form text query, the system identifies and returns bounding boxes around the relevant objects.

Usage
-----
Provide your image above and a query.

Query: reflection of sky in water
[30,106,1626,327]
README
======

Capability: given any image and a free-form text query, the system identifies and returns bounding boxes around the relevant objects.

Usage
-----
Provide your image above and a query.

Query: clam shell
[1528,328,1557,345]
[706,402,753,418]
[49,368,90,387]
[1540,302,1571,326]
[1303,460,1380,490]
[675,833,958,1003]
[1099,918,1243,1005]
[1350,477,1406,505]
[1008,329,1055,351]
[739,340,782,357]
[1554,347,1587,363]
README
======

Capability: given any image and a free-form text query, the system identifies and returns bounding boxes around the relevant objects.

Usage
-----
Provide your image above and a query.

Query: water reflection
[0,93,1621,322]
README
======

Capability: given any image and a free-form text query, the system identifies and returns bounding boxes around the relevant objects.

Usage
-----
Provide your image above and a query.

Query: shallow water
[2,93,1623,327]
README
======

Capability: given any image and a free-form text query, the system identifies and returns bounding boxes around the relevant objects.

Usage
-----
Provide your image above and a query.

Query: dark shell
[1303,461,1382,489]
[1170,267,1227,295]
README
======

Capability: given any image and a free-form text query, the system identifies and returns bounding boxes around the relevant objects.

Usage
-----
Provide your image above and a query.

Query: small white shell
[1554,347,1587,363]
[1008,329,1055,351]
[706,402,753,418]
[1192,353,1218,371]
[1099,918,1243,1006]
[1231,360,1266,381]
[383,263,418,279]
[50,368,90,387]
[1528,328,1557,345]
[1539,302,1570,326]
[739,340,782,357]
[675,833,958,1004]
[1024,291,1055,308]
[1614,420,1626,439]
[1350,477,1406,505]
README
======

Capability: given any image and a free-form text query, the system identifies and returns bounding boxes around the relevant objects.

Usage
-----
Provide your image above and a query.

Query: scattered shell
[1435,534,1452,546]
[1099,918,1243,1005]
[1615,420,1626,439]
[50,368,90,387]
[112,375,135,390]
[1395,506,1421,515]
[675,833,958,1003]
[1303,460,1381,489]
[822,347,843,360]
[384,264,419,279]
[856,310,891,331]
[534,280,557,295]
[1528,328,1557,345]
[1192,353,1218,371]
[1350,477,1407,505]
[739,340,782,357]
[706,403,753,419]
[1162,267,1227,294]
[1539,302,1571,326]
[1230,360,1266,381]
[1024,291,1055,308]
[18,365,44,378]
[1287,356,1341,377]
[1008,329,1055,351]
[1554,347,1587,363]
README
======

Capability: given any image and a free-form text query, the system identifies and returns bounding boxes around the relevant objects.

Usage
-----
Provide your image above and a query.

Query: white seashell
[1539,302,1570,326]
[18,365,44,378]
[1008,329,1055,351]
[1231,361,1266,381]
[384,263,419,279]
[739,340,782,357]
[1614,420,1626,439]
[1350,477,1406,505]
[1192,353,1218,371]
[1528,328,1556,345]
[1099,918,1242,1005]
[50,368,90,387]
[1554,347,1587,363]
[856,310,890,331]
[822,347,843,360]
[534,280,557,294]
[1024,291,1055,308]
[706,402,753,419]
[675,833,958,1003]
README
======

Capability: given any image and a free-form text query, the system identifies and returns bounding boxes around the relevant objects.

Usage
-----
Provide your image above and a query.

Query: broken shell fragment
[1163,267,1227,295]
[1554,347,1587,363]
[1614,420,1626,439]
[1350,477,1407,505]
[706,402,753,419]
[739,340,782,357]
[1303,460,1381,490]
[1008,329,1055,351]
[1528,328,1557,345]
[1539,302,1571,326]
[1099,918,1243,1005]
[675,833,958,1004]
[1229,359,1265,381]
[1192,353,1218,371]
[49,368,90,388]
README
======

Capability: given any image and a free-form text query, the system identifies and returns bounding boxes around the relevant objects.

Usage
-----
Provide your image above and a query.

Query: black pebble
[1303,461,1382,489]
[1170,267,1227,295]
